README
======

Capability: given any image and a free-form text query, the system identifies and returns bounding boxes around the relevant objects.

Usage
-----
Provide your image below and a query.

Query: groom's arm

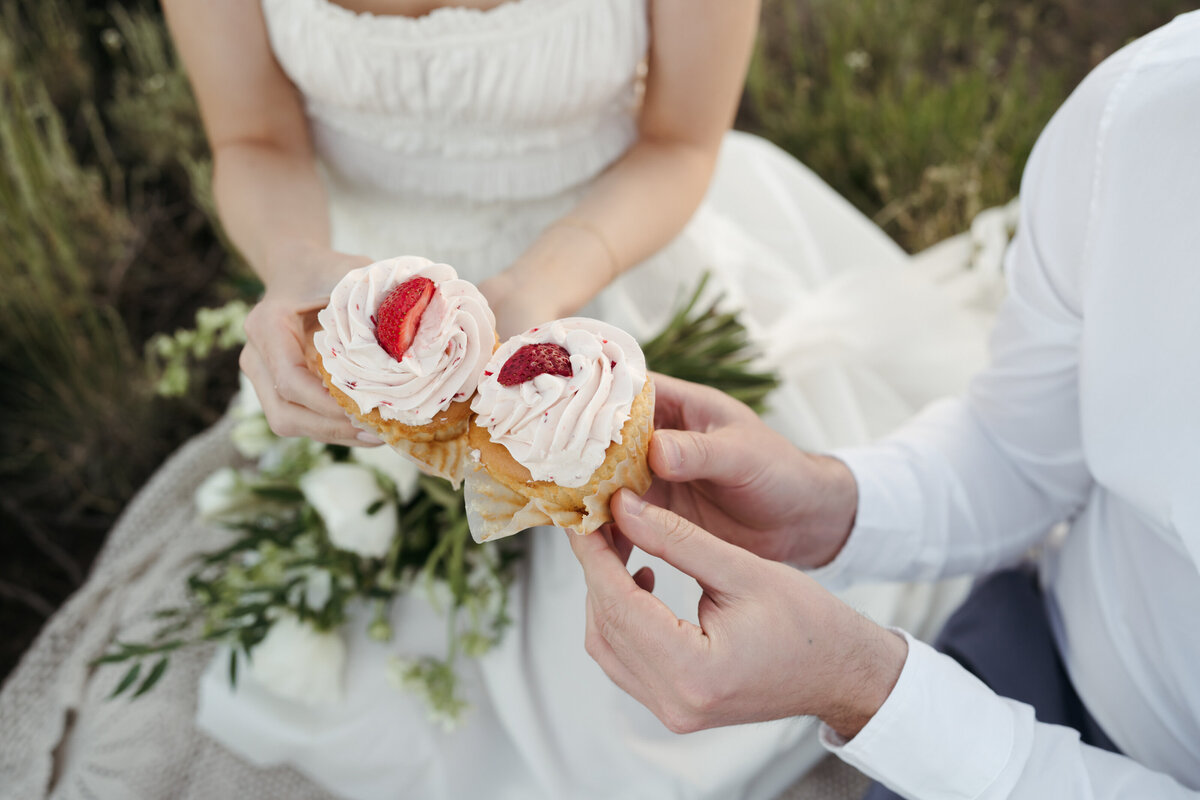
[808,41,1136,587]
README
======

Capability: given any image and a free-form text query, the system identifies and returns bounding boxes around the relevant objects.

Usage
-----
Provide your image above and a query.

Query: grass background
[1,0,1195,681]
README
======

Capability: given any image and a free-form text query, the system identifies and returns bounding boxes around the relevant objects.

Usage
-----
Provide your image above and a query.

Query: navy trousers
[862,567,1119,800]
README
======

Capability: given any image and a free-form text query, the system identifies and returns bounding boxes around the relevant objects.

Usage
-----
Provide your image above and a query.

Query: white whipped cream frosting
[315,256,495,425]
[471,318,646,487]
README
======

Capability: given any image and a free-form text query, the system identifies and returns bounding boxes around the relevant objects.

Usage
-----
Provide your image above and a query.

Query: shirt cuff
[805,445,925,590]
[820,631,1025,800]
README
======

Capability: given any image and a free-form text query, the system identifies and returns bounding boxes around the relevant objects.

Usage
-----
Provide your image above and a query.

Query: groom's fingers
[610,490,751,596]
[650,373,750,432]
[583,594,644,693]
[649,427,764,491]
[597,523,637,568]
[569,525,696,668]
[568,526,638,595]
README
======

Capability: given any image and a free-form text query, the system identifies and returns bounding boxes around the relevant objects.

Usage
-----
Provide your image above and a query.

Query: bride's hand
[239,242,380,447]
[642,374,858,568]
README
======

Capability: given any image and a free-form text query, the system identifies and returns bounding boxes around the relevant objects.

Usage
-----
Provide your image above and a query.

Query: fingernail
[357,431,384,444]
[618,491,646,516]
[657,433,681,471]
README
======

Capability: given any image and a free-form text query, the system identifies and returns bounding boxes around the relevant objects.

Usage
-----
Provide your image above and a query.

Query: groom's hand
[647,374,856,568]
[569,490,907,739]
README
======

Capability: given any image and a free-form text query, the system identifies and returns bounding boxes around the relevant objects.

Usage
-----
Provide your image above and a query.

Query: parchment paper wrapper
[304,311,477,487]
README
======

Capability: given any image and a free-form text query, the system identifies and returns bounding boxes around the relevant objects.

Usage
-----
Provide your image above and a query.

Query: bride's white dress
[191,1,994,798]
[0,1,1003,798]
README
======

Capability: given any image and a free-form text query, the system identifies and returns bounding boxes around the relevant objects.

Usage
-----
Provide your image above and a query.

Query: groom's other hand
[648,374,855,567]
[569,490,907,738]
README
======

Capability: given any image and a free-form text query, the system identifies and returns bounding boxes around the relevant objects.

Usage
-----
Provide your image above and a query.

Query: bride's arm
[481,0,761,337]
[163,0,371,446]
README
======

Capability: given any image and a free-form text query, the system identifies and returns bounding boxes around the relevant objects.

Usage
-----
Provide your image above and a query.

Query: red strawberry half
[375,276,435,360]
[497,343,573,386]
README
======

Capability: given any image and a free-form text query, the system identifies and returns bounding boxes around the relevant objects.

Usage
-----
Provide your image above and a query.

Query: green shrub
[740,0,1193,251]
[0,0,239,675]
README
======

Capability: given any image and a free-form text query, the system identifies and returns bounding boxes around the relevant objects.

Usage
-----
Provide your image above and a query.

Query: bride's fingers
[259,322,349,420]
[275,356,346,419]
[241,345,364,445]
[245,300,344,418]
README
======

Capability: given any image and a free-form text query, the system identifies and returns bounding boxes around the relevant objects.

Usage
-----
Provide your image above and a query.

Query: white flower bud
[194,467,252,519]
[299,463,397,558]
[230,415,278,459]
[304,569,333,611]
[248,615,345,706]
[232,372,265,419]
[351,445,421,503]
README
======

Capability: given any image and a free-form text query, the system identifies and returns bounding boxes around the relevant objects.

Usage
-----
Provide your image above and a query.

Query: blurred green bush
[740,0,1197,251]
[0,0,243,675]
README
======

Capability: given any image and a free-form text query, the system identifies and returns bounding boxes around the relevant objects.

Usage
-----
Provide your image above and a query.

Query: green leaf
[366,498,386,515]
[109,662,141,698]
[419,476,463,510]
[91,650,134,666]
[132,657,169,698]
[248,485,306,503]
[640,271,779,413]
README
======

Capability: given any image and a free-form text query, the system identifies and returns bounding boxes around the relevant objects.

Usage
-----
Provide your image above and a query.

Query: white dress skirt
[188,0,998,798]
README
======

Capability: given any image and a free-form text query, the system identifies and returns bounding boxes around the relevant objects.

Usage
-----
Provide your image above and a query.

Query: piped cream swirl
[471,318,646,487]
[315,256,495,425]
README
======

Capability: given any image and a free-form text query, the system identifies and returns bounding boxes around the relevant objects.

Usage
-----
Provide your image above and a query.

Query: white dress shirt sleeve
[810,39,1122,589]
[809,17,1200,797]
[819,633,1198,799]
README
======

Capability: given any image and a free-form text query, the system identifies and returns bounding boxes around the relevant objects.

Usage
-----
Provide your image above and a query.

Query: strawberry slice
[497,343,573,386]
[375,276,435,360]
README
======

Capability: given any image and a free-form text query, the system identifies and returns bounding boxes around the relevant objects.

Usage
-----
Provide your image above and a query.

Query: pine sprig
[641,273,779,412]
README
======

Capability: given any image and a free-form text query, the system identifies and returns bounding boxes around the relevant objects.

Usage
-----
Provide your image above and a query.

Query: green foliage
[0,3,237,514]
[104,6,206,179]
[743,0,1063,251]
[0,1,245,677]
[147,300,250,396]
[741,0,1195,252]
[642,274,779,412]
[94,435,521,725]
[0,12,146,509]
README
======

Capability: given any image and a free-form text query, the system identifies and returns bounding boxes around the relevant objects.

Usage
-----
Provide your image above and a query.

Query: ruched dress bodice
[262,0,649,277]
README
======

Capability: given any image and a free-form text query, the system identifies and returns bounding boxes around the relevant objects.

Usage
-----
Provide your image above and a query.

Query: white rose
[248,615,345,706]
[299,463,397,558]
[304,569,333,611]
[230,415,278,459]
[233,371,264,418]
[194,467,253,519]
[258,436,330,474]
[351,445,421,503]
